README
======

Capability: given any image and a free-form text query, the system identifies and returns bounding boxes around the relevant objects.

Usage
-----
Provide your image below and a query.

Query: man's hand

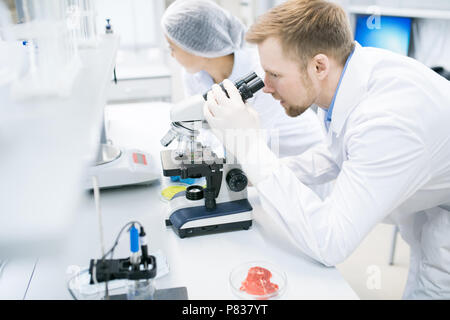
[203,79,261,132]
[203,79,277,186]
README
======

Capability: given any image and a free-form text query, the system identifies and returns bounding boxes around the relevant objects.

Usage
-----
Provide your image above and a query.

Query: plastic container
[229,261,287,300]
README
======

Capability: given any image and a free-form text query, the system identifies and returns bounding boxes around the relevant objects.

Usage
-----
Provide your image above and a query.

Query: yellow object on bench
[161,185,207,201]
[161,185,188,201]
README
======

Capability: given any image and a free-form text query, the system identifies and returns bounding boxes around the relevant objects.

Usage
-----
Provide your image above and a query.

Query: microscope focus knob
[226,169,248,192]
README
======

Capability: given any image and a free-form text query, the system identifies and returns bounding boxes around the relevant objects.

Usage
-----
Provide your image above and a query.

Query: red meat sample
[240,266,279,296]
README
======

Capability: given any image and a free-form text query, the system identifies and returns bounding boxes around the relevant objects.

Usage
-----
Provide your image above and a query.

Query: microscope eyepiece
[163,71,265,148]
[202,71,264,102]
[234,72,258,89]
[235,77,266,101]
[247,78,265,94]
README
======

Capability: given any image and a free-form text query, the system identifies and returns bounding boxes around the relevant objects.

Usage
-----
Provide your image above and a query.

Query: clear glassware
[65,0,98,48]
[126,279,156,300]
[5,0,81,100]
[229,261,287,300]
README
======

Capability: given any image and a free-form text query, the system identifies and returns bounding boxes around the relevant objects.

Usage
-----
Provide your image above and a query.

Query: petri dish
[229,261,287,300]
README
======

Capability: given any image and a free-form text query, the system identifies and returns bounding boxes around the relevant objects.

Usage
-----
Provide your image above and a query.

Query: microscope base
[167,219,252,238]
[165,199,253,238]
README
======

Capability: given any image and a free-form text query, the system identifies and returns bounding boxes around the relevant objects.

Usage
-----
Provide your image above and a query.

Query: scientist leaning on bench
[204,0,450,299]
[161,0,325,159]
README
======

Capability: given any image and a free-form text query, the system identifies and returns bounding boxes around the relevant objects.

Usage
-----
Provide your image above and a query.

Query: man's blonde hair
[246,0,354,68]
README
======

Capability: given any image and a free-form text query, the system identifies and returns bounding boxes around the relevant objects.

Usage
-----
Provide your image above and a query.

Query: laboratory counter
[0,102,359,300]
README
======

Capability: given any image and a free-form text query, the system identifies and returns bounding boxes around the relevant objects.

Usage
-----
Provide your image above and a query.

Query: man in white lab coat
[203,0,450,299]
[161,0,325,159]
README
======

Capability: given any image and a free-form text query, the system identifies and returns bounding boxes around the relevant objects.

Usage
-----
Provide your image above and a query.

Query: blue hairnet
[161,0,247,58]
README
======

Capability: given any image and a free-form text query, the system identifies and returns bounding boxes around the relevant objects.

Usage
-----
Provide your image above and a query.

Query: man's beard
[282,74,314,117]
[284,104,306,117]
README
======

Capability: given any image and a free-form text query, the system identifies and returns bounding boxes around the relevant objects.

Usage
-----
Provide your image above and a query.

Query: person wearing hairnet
[204,0,450,299]
[161,0,325,159]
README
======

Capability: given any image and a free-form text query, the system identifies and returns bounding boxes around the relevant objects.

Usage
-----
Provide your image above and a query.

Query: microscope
[160,72,265,238]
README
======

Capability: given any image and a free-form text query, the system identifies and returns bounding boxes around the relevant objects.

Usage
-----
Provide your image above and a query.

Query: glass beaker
[65,0,98,48]
[126,279,156,300]
[7,0,81,99]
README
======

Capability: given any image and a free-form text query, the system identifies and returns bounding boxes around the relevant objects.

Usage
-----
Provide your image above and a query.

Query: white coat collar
[328,42,371,136]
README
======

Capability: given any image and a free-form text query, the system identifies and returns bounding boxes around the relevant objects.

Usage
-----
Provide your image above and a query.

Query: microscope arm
[179,162,224,210]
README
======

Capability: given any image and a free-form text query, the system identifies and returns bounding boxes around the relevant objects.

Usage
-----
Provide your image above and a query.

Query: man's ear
[311,54,330,81]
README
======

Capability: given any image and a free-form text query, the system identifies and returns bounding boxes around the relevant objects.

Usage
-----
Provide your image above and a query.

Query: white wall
[95,0,165,50]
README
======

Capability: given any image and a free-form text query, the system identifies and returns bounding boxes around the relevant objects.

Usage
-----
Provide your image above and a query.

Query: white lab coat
[242,42,450,299]
[182,47,325,158]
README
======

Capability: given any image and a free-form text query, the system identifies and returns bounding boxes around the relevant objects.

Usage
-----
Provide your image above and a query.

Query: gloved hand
[203,79,262,159]
[203,79,278,184]
[203,79,261,132]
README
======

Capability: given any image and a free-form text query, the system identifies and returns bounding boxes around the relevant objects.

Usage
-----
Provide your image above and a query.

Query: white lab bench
[0,101,359,300]
[0,33,119,299]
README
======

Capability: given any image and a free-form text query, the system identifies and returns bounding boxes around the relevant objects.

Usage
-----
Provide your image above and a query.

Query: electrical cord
[92,176,110,299]
[67,220,145,300]
[98,221,144,300]
[102,221,144,260]
[69,176,147,300]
